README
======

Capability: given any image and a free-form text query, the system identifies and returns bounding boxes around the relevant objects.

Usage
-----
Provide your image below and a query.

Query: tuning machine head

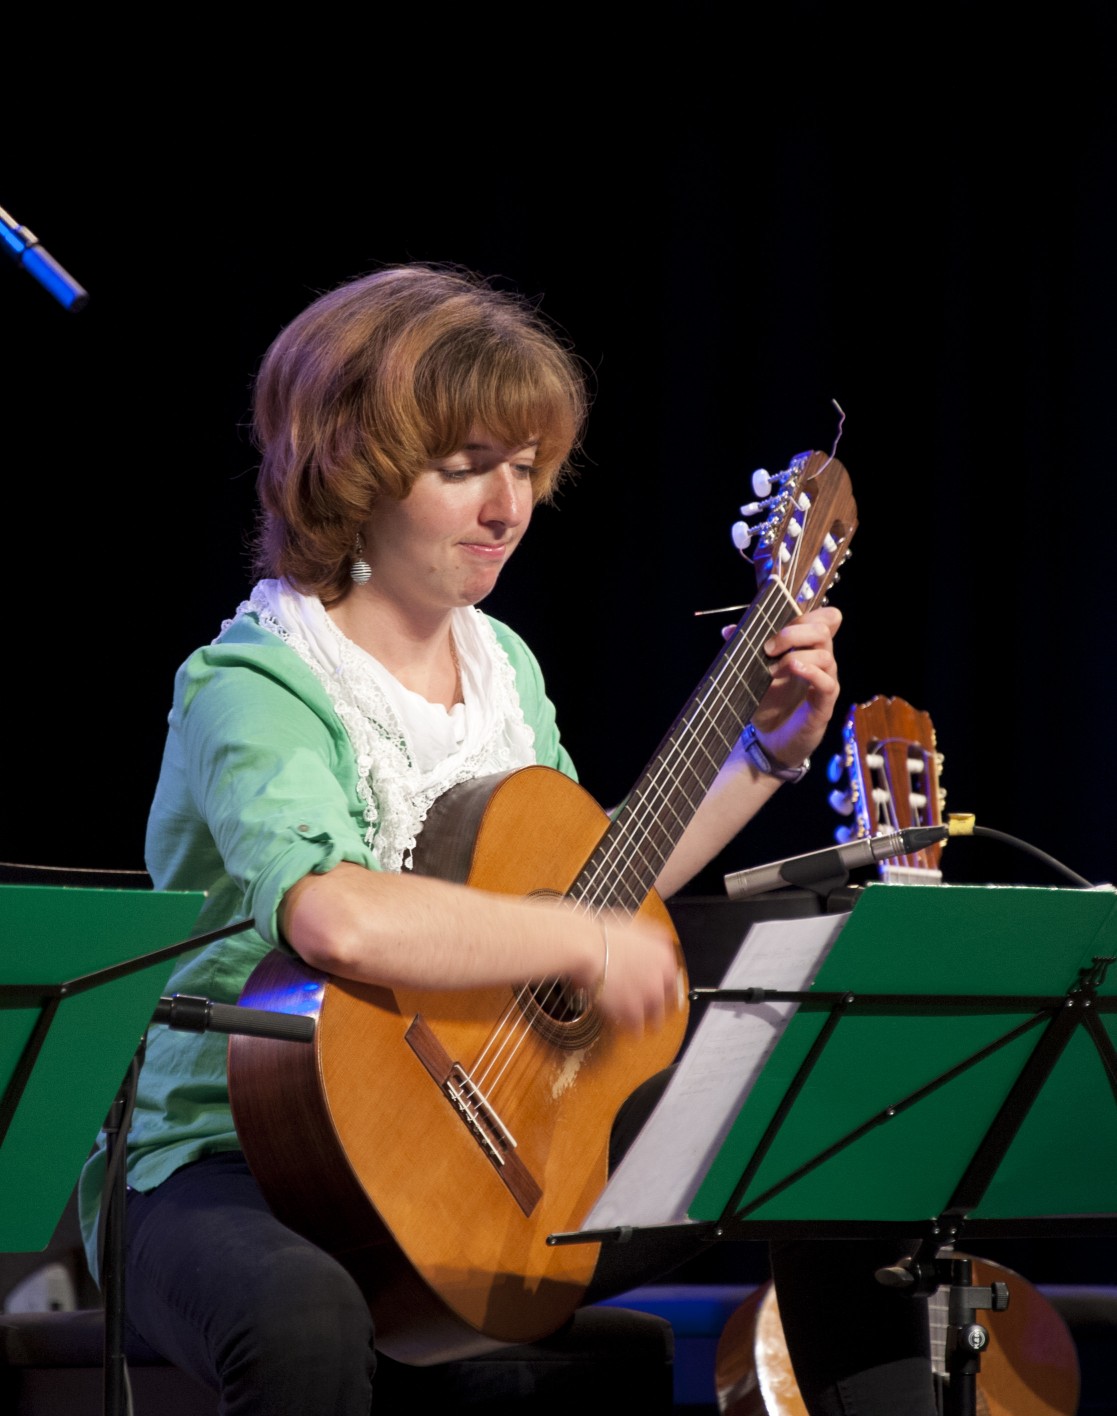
[730,455,809,559]
[827,726,867,844]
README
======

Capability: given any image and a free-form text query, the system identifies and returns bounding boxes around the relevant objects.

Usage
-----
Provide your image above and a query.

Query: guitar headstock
[733,450,858,612]
[828,695,947,882]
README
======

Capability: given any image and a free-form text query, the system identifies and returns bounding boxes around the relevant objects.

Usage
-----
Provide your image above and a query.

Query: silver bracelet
[740,721,811,783]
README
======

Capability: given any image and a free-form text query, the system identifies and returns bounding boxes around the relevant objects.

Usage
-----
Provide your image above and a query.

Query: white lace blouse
[232,579,538,871]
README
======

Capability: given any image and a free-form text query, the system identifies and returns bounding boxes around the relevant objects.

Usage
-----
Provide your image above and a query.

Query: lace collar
[226,579,537,870]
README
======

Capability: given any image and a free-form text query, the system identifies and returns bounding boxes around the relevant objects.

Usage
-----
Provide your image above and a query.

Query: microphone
[152,993,315,1043]
[723,825,950,899]
[1,203,89,311]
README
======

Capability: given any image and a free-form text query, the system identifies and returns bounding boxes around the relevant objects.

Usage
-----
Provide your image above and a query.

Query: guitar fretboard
[570,579,795,911]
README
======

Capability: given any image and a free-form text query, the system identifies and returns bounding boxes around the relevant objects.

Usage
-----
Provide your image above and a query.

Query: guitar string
[570,566,799,919]
[466,908,609,1094]
[464,489,828,1107]
[468,897,604,1100]
[571,503,824,920]
[460,597,781,1104]
[637,485,820,843]
[568,492,824,928]
[873,734,935,867]
[566,478,825,915]
[578,588,788,912]
[471,520,836,1111]
[476,589,789,1093]
[574,619,774,920]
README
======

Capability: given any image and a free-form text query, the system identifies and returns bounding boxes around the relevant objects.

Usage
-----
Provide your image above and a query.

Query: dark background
[6,36,1117,891]
[2,7,1115,1290]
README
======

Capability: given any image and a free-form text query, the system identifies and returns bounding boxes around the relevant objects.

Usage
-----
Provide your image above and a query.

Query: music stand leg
[941,1254,1009,1416]
[101,1061,137,1416]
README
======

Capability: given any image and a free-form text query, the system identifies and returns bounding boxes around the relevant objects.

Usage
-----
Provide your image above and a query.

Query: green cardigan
[79,610,574,1274]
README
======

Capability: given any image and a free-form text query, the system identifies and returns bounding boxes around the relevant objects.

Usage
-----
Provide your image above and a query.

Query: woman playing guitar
[74,264,927,1414]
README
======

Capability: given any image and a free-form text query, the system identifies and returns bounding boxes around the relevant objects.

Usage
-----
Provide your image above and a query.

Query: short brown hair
[252,264,587,603]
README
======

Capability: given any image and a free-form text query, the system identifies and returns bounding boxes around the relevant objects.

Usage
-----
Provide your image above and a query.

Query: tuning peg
[828,788,855,817]
[730,521,751,552]
[751,468,772,497]
[826,753,845,783]
[834,824,857,845]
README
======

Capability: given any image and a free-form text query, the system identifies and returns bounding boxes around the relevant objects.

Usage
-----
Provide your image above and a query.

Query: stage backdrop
[1,4,1114,1294]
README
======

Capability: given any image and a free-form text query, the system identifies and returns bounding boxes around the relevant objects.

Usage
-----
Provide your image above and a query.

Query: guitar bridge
[405,1014,542,1217]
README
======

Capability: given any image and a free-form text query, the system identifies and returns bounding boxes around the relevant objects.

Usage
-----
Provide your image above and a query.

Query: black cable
[969,825,1094,889]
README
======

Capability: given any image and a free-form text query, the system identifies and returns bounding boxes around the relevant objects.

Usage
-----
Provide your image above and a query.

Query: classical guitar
[713,697,1079,1415]
[714,1253,1079,1416]
[228,449,857,1365]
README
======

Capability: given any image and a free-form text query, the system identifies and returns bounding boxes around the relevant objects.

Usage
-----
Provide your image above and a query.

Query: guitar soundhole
[516,980,603,1050]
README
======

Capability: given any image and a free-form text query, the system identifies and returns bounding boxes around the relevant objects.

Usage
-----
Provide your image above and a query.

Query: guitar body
[714,1257,1079,1416]
[229,766,688,1364]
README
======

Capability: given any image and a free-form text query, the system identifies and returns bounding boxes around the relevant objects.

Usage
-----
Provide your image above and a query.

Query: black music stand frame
[0,883,315,1416]
[553,884,1117,1416]
[699,969,1115,1412]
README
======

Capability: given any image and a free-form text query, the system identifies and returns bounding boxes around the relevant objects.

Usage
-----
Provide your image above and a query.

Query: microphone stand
[99,994,315,1416]
[1,202,88,311]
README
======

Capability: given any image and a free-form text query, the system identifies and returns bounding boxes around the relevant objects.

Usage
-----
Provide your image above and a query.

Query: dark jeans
[121,1151,673,1416]
[124,1152,375,1415]
[123,1104,937,1416]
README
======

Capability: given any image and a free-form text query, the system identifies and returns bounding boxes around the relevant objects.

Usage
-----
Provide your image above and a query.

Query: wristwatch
[740,721,811,783]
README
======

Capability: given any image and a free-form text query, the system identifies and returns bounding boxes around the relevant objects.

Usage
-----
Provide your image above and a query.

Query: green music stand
[0,878,315,1416]
[0,880,209,1416]
[690,883,1117,1233]
[0,882,209,1254]
[686,883,1117,1414]
[558,883,1116,1415]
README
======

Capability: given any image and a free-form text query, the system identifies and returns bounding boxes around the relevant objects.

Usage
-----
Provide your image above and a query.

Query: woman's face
[360,428,536,619]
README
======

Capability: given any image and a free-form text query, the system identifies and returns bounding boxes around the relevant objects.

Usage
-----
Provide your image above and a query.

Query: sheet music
[581,910,848,1232]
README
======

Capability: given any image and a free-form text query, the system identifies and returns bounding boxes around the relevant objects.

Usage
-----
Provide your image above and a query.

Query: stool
[1,1303,675,1415]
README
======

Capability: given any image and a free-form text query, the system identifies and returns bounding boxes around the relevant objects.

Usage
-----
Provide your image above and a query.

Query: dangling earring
[350,533,372,585]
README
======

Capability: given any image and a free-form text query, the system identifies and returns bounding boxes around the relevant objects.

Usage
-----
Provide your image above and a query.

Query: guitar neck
[571,578,795,911]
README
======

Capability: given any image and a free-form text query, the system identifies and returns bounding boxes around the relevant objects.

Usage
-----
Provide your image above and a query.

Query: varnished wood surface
[230,767,688,1365]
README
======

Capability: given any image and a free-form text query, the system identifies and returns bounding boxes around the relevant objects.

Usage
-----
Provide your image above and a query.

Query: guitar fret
[574,579,795,907]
